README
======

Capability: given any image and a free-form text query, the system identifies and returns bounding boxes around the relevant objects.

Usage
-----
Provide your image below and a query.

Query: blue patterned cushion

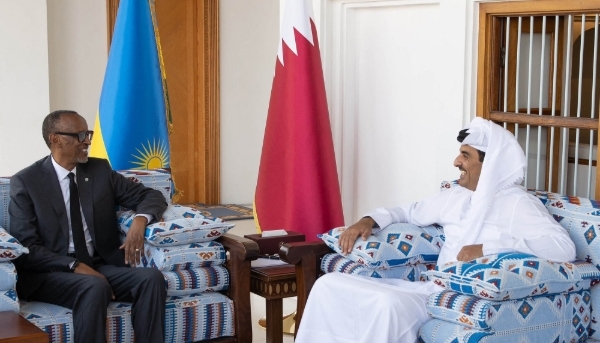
[426,252,600,300]
[0,262,18,313]
[320,253,432,281]
[105,302,135,342]
[21,292,234,343]
[0,261,16,290]
[419,320,492,343]
[319,223,444,268]
[421,290,591,342]
[21,301,76,343]
[527,190,600,272]
[163,266,229,296]
[588,281,600,337]
[20,301,137,343]
[0,288,19,313]
[0,226,28,261]
[164,292,234,342]
[0,177,9,230]
[118,206,234,246]
[137,241,226,271]
[117,169,173,204]
[427,289,592,333]
[440,180,459,191]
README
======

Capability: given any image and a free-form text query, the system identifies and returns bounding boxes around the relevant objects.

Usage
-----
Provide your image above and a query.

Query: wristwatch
[69,259,80,272]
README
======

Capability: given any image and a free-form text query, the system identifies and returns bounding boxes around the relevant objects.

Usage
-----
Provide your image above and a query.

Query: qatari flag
[254,0,344,241]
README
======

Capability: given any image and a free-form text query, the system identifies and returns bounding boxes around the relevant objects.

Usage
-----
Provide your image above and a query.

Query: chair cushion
[427,289,592,332]
[20,301,137,343]
[320,253,432,281]
[0,227,28,261]
[319,223,444,268]
[163,266,229,296]
[21,292,234,343]
[0,261,16,290]
[0,288,18,313]
[21,301,77,343]
[528,190,600,271]
[588,281,600,338]
[0,177,9,230]
[0,262,18,313]
[137,241,226,271]
[117,169,173,204]
[165,292,235,341]
[118,205,234,246]
[426,252,600,300]
[421,290,591,342]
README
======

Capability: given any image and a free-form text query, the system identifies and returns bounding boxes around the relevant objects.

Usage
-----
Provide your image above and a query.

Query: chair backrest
[0,169,174,230]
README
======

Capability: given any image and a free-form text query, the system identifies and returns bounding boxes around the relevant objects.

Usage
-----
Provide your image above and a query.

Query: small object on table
[244,230,305,255]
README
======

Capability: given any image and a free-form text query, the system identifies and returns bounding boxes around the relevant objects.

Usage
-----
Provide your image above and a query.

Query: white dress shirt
[51,156,95,257]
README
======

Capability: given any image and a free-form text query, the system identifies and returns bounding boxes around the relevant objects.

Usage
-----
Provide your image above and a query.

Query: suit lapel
[40,156,70,241]
[76,163,95,239]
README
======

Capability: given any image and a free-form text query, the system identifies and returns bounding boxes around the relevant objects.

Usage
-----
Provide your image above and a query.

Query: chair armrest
[219,233,260,262]
[217,233,259,343]
[279,241,333,338]
[279,241,332,265]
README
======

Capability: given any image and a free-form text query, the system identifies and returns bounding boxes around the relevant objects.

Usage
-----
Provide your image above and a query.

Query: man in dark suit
[9,110,168,343]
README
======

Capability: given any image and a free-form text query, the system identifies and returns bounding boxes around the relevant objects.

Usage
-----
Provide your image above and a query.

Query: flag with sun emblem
[90,0,172,170]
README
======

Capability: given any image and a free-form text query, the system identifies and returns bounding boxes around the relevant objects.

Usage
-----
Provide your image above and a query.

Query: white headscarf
[458,117,526,246]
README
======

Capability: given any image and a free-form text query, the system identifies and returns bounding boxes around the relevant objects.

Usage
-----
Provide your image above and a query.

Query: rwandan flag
[90,0,172,170]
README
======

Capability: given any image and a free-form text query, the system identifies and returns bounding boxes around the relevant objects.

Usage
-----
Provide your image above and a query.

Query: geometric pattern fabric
[426,252,600,301]
[20,292,235,343]
[319,223,444,269]
[117,208,234,247]
[528,190,600,274]
[163,266,229,296]
[320,253,432,281]
[117,169,174,206]
[0,178,10,230]
[0,261,18,313]
[137,241,227,271]
[421,291,591,342]
[427,289,592,333]
[0,226,29,261]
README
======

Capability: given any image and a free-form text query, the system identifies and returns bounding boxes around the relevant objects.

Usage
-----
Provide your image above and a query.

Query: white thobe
[296,185,576,343]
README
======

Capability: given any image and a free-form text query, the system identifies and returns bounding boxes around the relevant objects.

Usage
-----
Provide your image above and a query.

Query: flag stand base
[258,311,296,335]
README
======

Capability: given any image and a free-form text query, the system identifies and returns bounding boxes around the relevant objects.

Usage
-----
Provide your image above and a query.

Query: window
[478,1,600,198]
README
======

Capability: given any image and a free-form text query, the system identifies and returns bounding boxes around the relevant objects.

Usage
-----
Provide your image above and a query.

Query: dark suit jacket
[8,156,167,298]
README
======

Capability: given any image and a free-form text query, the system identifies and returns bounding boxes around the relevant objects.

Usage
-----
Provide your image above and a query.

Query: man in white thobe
[295,118,576,343]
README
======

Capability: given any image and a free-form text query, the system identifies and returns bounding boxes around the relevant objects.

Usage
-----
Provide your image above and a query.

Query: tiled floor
[229,219,296,343]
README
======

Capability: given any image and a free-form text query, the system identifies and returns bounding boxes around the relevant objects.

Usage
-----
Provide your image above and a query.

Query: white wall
[0,1,50,176]
[219,0,281,204]
[47,0,107,130]
[0,0,523,217]
[321,0,477,222]
[0,0,106,176]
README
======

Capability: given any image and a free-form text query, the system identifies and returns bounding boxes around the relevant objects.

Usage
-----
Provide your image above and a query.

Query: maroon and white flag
[254,0,344,241]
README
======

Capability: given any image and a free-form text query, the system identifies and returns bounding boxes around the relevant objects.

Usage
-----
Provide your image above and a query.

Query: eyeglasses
[54,130,94,142]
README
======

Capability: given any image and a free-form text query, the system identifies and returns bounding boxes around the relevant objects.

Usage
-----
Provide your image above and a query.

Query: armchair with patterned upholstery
[0,169,259,343]
[280,181,600,342]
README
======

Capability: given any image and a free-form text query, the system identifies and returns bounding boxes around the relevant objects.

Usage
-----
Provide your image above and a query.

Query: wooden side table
[250,264,297,343]
[0,311,48,343]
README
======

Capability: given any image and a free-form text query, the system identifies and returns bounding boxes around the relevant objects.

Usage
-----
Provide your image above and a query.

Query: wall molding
[322,0,441,220]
